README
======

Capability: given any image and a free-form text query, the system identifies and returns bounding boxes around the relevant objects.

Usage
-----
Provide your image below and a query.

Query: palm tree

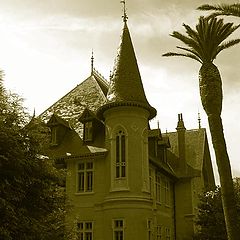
[162,16,240,240]
[198,3,240,18]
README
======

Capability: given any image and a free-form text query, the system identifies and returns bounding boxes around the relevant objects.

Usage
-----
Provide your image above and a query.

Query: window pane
[85,222,92,230]
[85,232,92,240]
[78,172,85,192]
[51,127,57,144]
[78,163,85,170]
[116,166,120,178]
[116,136,120,163]
[78,233,83,240]
[86,162,93,169]
[85,121,93,141]
[121,135,125,163]
[77,222,84,230]
[121,166,125,177]
[86,172,93,191]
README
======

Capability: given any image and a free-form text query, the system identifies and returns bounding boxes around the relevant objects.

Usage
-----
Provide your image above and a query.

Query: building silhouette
[39,14,215,240]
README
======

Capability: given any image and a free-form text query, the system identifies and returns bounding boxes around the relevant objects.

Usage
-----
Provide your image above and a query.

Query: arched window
[116,130,126,178]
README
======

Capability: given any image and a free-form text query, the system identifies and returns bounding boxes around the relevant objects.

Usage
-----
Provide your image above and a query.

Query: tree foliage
[0,73,67,239]
[194,179,240,240]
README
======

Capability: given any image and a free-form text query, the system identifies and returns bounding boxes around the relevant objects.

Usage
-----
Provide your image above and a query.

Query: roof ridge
[92,68,109,87]
[92,68,109,97]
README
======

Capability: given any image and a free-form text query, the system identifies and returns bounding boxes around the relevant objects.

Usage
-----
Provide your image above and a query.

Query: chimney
[176,113,186,173]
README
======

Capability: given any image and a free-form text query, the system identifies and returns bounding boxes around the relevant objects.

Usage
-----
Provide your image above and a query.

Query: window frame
[84,121,93,142]
[77,160,94,193]
[115,130,126,179]
[51,126,58,145]
[149,168,154,198]
[112,219,125,240]
[165,227,171,240]
[147,218,153,240]
[156,225,162,240]
[155,171,161,203]
[163,178,170,206]
[77,221,94,240]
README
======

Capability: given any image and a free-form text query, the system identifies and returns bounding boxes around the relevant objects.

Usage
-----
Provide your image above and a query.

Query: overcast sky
[1,0,239,183]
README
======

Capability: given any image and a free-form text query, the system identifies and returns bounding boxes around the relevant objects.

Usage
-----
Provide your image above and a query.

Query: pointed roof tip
[91,50,94,75]
[198,111,202,129]
[121,0,128,23]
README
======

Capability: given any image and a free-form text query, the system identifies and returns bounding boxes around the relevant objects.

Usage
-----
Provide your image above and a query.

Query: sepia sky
[0,0,239,183]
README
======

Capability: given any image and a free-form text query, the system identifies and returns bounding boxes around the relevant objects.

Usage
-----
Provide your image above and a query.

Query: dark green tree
[194,179,240,240]
[162,16,240,240]
[0,73,67,240]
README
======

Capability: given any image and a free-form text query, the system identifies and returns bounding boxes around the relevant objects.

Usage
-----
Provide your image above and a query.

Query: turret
[97,17,156,195]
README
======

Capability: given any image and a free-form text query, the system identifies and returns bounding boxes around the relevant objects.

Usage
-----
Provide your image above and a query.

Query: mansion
[39,14,215,240]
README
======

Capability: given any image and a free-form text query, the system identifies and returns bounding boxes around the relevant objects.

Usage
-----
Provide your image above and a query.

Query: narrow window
[84,121,93,141]
[156,225,162,240]
[166,227,171,240]
[77,221,93,240]
[116,130,126,178]
[51,126,57,145]
[147,219,153,240]
[149,168,154,197]
[164,179,170,206]
[155,172,161,203]
[113,219,124,240]
[77,161,94,193]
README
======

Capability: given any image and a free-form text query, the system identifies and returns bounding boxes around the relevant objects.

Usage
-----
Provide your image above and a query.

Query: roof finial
[198,111,201,129]
[91,49,94,74]
[157,120,160,130]
[120,0,128,23]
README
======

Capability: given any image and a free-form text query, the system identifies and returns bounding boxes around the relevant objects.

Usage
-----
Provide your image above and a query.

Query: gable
[79,108,97,123]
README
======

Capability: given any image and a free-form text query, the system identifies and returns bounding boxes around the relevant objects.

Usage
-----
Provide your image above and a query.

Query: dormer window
[84,121,93,141]
[47,114,71,147]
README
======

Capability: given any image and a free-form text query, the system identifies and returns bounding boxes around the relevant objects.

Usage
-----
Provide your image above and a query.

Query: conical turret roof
[97,22,156,119]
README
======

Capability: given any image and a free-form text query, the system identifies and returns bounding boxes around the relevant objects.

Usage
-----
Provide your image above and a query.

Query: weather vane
[91,49,94,74]
[120,0,128,22]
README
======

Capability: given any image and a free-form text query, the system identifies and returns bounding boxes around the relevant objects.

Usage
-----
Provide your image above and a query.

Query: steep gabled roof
[39,70,109,136]
[163,128,208,171]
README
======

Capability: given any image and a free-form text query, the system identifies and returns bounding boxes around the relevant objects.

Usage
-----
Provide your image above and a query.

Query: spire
[121,0,128,23]
[97,18,156,119]
[198,111,201,129]
[91,50,94,74]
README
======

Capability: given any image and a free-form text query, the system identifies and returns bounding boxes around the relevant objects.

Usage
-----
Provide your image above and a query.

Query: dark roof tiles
[39,72,108,136]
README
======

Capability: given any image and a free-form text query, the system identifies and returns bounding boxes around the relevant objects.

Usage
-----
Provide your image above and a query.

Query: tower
[97,12,156,196]
[95,8,158,240]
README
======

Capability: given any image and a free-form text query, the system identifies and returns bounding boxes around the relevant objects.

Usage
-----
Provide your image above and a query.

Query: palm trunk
[199,62,240,240]
[208,114,239,240]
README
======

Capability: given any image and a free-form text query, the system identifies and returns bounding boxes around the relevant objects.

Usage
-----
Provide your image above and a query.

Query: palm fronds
[162,16,240,63]
[198,3,240,18]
